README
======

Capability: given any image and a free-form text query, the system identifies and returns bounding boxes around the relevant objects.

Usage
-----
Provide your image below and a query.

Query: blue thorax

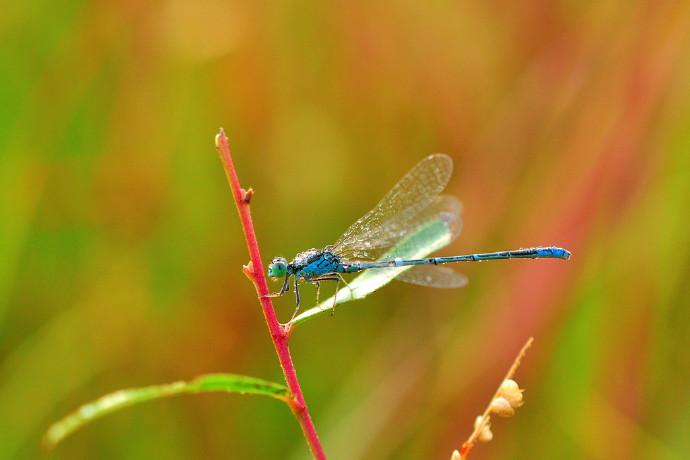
[289,248,345,281]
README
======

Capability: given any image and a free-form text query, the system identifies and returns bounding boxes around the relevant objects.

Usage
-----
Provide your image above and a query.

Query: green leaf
[43,373,292,451]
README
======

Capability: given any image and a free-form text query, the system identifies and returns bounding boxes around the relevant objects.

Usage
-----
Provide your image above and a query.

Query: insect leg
[309,275,341,314]
[331,273,354,315]
[288,277,302,322]
[337,273,352,290]
[306,275,347,316]
[263,275,290,298]
[294,277,300,307]
[332,276,340,315]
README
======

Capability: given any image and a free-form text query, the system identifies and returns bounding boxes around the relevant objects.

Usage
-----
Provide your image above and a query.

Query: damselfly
[267,154,569,318]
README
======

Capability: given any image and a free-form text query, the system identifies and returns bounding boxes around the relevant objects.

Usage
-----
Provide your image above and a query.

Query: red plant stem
[215,129,326,460]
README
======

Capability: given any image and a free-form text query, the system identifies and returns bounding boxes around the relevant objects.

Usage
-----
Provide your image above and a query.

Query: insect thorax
[290,248,341,280]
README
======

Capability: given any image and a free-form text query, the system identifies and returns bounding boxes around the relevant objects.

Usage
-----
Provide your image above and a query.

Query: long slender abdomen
[354,246,570,270]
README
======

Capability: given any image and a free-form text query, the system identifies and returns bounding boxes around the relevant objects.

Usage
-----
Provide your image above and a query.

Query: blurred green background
[2,1,690,459]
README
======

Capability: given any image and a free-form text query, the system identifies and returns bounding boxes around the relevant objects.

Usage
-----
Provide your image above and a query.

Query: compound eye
[268,258,288,278]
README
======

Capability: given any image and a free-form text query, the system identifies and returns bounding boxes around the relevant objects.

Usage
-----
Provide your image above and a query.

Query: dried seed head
[490,397,515,417]
[478,426,493,443]
[499,378,519,394]
[497,379,524,408]
[473,415,485,430]
[474,415,494,442]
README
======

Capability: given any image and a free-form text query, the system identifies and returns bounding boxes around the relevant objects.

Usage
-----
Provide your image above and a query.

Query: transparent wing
[294,199,464,321]
[331,154,454,260]
[376,195,463,261]
[394,265,468,288]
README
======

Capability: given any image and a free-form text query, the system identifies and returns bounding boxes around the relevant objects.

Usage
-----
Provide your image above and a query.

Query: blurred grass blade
[291,217,455,325]
[43,373,292,450]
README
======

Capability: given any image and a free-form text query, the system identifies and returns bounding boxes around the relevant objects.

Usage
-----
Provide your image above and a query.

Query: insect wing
[394,265,468,288]
[378,195,463,260]
[331,154,455,261]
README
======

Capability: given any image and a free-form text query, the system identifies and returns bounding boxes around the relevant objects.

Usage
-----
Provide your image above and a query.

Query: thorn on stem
[243,261,255,280]
[241,188,254,203]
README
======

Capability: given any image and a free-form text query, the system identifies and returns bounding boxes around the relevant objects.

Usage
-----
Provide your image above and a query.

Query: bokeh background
[2,1,690,459]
